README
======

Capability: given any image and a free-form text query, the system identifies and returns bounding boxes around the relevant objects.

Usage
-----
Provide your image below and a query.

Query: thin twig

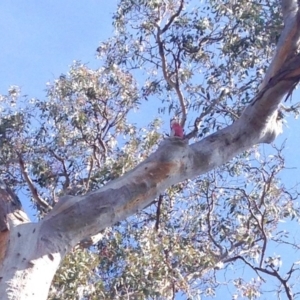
[155,194,163,231]
[205,188,223,253]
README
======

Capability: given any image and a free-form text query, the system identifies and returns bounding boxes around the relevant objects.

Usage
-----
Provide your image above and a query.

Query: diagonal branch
[9,0,300,291]
[18,154,52,211]
[156,5,187,126]
[255,267,293,300]
[160,0,184,34]
[260,0,300,90]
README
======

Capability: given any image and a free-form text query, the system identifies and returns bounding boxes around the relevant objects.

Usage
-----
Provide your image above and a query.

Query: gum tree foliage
[1,0,300,299]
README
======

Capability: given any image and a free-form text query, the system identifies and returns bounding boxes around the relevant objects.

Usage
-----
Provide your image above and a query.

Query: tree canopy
[1,0,300,299]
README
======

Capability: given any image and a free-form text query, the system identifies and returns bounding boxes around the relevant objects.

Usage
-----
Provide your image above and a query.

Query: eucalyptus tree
[1,0,300,299]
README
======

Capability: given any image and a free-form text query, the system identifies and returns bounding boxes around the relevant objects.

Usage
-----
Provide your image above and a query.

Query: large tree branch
[260,0,300,90]
[44,59,300,248]
[42,49,300,249]
[1,2,300,300]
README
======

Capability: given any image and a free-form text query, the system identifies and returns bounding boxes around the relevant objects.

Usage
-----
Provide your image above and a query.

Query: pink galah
[170,121,184,138]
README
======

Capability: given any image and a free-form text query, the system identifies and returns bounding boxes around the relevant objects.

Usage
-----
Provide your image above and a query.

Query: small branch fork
[226,255,295,300]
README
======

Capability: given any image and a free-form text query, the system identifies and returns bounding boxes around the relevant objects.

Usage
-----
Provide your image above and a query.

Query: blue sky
[0,0,119,218]
[1,2,300,299]
[0,1,116,96]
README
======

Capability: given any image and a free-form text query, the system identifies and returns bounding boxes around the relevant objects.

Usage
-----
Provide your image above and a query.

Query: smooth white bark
[0,223,61,300]
[1,1,300,299]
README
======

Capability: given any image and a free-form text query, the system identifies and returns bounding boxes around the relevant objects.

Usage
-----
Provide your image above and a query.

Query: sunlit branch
[260,0,300,90]
[156,5,187,126]
[160,0,184,34]
[18,154,52,211]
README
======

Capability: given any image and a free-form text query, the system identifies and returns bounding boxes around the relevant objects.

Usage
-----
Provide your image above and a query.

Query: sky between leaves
[1,1,300,299]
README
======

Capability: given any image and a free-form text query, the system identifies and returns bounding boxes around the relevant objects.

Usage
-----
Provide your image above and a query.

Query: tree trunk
[1,1,300,299]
